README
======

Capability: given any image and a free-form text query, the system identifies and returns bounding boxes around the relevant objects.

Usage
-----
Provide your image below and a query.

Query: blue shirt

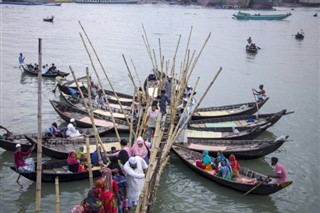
[91,150,107,164]
[19,55,25,65]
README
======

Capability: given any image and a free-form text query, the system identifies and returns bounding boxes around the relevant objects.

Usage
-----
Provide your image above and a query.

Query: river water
[0,3,319,213]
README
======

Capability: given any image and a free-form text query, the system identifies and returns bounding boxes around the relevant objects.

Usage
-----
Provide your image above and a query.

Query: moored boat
[49,100,129,131]
[0,134,32,152]
[192,97,269,120]
[24,135,122,159]
[181,135,289,159]
[21,64,69,77]
[233,11,292,20]
[172,146,293,195]
[186,123,271,140]
[74,0,139,3]
[10,160,102,182]
[189,109,293,130]
[60,91,131,120]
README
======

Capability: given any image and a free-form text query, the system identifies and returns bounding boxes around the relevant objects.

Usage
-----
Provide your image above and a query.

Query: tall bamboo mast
[55,176,60,213]
[35,38,43,213]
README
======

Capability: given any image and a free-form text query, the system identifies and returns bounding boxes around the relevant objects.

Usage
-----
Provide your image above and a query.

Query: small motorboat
[313,13,318,17]
[43,16,54,22]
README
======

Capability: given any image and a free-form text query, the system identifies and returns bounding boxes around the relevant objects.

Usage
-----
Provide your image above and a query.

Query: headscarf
[229,154,239,171]
[70,204,84,213]
[131,136,148,159]
[102,168,113,191]
[118,150,129,165]
[107,156,123,176]
[67,151,78,165]
[202,150,211,165]
[95,178,105,190]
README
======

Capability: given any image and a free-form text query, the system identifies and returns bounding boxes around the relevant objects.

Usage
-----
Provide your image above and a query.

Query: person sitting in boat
[41,65,47,74]
[67,151,80,172]
[66,118,82,138]
[196,150,214,172]
[45,122,60,138]
[215,151,230,173]
[48,63,57,73]
[94,89,106,109]
[267,157,288,185]
[217,160,233,180]
[91,81,99,97]
[77,158,87,173]
[18,53,25,67]
[91,145,108,166]
[14,143,36,173]
[76,146,85,159]
[253,84,267,101]
[229,154,240,177]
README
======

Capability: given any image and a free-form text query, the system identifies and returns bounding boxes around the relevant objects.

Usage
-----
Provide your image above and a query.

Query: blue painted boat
[233,11,292,20]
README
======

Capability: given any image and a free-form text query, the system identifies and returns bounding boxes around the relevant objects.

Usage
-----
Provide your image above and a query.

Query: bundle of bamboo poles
[75,23,222,213]
[135,26,222,213]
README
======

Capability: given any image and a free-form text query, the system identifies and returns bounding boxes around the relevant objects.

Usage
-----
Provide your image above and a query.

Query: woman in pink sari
[131,136,151,164]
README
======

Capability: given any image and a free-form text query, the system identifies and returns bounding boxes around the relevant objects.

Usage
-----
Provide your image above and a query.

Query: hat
[70,118,75,123]
[16,144,21,148]
[129,157,137,165]
[168,75,172,79]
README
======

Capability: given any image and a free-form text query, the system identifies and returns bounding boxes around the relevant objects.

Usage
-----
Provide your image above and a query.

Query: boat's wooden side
[0,134,32,152]
[10,160,102,182]
[192,98,269,120]
[172,146,293,195]
[183,136,288,159]
[189,109,289,130]
[49,100,129,132]
[25,135,123,159]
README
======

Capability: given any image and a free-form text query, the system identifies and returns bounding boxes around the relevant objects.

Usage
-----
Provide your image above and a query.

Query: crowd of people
[195,150,287,185]
[69,137,150,213]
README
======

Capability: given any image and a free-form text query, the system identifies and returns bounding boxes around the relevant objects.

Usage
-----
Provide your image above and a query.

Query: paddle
[252,89,260,119]
[242,178,268,196]
[52,84,58,93]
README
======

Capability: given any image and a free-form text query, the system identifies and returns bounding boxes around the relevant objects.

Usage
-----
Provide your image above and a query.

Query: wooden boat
[24,135,123,159]
[233,12,292,20]
[186,123,270,140]
[56,76,133,106]
[0,134,32,152]
[10,160,102,182]
[0,126,112,152]
[60,91,131,120]
[49,100,129,131]
[172,146,293,195]
[192,97,269,120]
[246,45,258,53]
[295,33,304,40]
[189,109,292,130]
[21,64,69,78]
[43,16,54,22]
[181,135,289,159]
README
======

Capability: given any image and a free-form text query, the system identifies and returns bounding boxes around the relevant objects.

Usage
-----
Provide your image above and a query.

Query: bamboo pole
[78,23,131,129]
[78,32,122,141]
[130,59,144,92]
[182,26,193,72]
[35,38,43,213]
[55,176,60,213]
[187,33,211,82]
[142,24,157,73]
[85,135,94,188]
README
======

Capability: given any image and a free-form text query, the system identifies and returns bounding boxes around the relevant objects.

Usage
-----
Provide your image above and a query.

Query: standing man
[157,90,170,116]
[18,53,25,67]
[268,157,288,185]
[165,75,173,101]
[123,156,148,210]
[14,143,36,173]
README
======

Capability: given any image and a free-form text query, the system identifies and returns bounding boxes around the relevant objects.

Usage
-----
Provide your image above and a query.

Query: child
[113,167,128,213]
[78,159,87,173]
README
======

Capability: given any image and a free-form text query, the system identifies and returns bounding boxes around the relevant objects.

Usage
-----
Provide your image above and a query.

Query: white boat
[75,0,140,3]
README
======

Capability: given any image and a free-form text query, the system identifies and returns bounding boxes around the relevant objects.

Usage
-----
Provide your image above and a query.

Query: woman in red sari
[229,154,240,177]
[95,178,117,213]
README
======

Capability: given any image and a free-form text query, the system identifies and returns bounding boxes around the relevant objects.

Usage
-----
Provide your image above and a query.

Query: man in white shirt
[66,118,81,138]
[123,156,148,210]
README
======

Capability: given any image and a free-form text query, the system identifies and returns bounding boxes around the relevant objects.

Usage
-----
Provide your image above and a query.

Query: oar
[52,83,58,93]
[252,89,260,119]
[242,180,265,196]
